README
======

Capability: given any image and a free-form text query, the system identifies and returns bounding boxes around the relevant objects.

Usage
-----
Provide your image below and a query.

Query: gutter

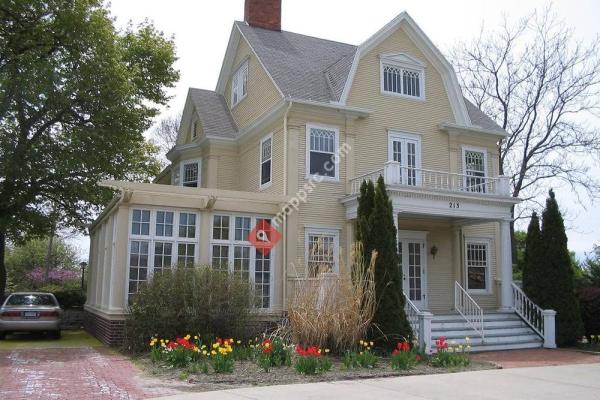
[88,192,125,233]
[439,122,508,138]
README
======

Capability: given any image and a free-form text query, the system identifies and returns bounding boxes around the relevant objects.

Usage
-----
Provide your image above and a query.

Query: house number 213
[449,201,460,209]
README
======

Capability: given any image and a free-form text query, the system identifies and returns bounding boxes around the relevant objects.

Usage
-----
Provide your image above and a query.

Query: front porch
[342,166,557,353]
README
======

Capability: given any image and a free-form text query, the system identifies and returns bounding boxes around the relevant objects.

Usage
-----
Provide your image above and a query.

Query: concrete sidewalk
[154,362,600,400]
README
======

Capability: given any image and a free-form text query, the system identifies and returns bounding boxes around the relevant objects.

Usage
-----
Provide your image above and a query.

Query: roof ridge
[234,20,357,48]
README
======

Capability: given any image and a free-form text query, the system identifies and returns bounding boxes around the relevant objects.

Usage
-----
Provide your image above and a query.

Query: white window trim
[304,227,340,275]
[209,213,275,310]
[231,60,248,107]
[462,145,488,191]
[464,237,493,295]
[380,54,426,101]
[179,158,202,188]
[305,123,340,182]
[125,207,200,305]
[259,133,273,190]
[388,130,422,186]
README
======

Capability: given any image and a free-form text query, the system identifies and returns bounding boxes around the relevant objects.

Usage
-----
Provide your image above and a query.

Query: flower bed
[136,334,495,392]
[577,335,600,352]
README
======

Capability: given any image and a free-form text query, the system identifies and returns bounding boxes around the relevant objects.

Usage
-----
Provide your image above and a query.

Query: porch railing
[512,283,544,338]
[349,162,511,196]
[403,292,420,342]
[454,281,484,339]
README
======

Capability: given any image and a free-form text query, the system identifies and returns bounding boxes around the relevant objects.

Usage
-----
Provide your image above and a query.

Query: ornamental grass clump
[294,345,331,375]
[429,337,471,368]
[287,243,376,351]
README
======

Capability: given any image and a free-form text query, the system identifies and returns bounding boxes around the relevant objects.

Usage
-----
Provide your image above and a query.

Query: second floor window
[182,161,200,188]
[306,124,339,180]
[232,60,248,106]
[260,135,272,188]
[463,148,487,193]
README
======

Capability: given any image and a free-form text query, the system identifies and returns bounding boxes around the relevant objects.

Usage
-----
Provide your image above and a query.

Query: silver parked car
[0,292,62,339]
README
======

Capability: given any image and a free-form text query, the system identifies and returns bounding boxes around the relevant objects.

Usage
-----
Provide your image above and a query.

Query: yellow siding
[225,38,282,130]
[286,108,349,278]
[238,120,284,194]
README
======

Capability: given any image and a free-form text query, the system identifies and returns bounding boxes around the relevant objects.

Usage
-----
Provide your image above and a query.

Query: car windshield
[5,294,56,306]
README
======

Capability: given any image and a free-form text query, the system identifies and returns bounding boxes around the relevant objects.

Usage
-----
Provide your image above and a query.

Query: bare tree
[451,7,600,222]
[150,113,181,161]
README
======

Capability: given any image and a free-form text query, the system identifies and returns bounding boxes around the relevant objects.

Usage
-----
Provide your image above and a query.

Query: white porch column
[499,219,514,310]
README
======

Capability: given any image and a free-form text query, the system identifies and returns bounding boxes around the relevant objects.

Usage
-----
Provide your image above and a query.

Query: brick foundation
[84,310,125,346]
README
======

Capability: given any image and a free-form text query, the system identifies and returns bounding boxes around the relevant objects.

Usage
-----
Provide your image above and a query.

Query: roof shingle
[189,88,238,138]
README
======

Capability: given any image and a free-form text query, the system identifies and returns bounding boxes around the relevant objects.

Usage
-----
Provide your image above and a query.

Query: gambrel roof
[190,12,505,137]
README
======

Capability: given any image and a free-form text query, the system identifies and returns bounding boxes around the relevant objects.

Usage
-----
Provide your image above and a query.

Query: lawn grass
[0,330,102,350]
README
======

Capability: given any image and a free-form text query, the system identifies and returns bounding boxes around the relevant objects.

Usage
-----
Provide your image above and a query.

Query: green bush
[577,287,600,336]
[256,338,292,372]
[124,266,254,353]
[53,290,86,309]
[390,350,419,370]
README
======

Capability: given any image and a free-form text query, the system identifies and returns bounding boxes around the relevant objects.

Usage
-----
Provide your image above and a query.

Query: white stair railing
[454,281,484,339]
[512,283,544,338]
[403,293,420,342]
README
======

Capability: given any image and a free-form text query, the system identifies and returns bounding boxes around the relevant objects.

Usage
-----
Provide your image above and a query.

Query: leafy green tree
[513,230,527,280]
[6,236,80,291]
[583,245,600,287]
[356,177,411,345]
[0,0,179,295]
[539,190,584,346]
[522,213,542,302]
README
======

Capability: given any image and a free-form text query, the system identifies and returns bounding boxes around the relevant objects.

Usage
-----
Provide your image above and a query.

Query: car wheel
[49,330,61,340]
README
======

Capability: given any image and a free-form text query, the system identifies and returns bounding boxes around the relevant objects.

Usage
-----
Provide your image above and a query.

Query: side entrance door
[398,233,428,310]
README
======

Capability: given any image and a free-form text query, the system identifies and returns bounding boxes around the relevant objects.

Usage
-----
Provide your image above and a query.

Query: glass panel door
[399,239,426,309]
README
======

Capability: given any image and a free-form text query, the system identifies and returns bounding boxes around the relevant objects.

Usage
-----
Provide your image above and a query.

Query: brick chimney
[244,0,281,31]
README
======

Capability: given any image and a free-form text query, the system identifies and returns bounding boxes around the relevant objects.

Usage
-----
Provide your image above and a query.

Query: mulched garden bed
[135,356,498,393]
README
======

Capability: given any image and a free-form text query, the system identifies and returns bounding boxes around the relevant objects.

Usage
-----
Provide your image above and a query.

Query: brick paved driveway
[0,332,179,400]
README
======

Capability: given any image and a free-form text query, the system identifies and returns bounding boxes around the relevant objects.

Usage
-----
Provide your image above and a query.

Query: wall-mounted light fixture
[430,245,438,259]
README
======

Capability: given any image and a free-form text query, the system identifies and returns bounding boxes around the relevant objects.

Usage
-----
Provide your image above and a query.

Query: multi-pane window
[389,132,421,186]
[153,242,173,274]
[307,125,338,179]
[212,215,230,240]
[210,214,272,308]
[182,162,199,187]
[464,149,487,193]
[382,64,422,98]
[232,60,248,106]
[128,209,198,302]
[179,213,196,238]
[178,243,196,268]
[128,240,149,303]
[306,229,338,277]
[131,210,150,235]
[155,211,174,237]
[260,135,272,188]
[465,240,490,292]
[234,216,251,241]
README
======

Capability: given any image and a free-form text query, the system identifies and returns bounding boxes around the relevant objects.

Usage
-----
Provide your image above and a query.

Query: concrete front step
[429,311,543,352]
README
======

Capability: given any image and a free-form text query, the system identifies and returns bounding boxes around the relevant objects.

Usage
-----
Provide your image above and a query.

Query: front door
[398,237,427,309]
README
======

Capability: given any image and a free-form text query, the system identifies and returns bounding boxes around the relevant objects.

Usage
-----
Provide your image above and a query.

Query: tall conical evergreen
[522,212,543,303]
[366,176,412,344]
[539,190,584,346]
[356,180,375,273]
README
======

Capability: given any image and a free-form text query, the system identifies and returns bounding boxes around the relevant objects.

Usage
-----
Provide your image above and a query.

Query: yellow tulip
[369,341,374,346]
[359,340,364,345]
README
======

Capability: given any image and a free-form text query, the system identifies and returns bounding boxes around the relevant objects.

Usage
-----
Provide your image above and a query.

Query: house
[85,0,556,351]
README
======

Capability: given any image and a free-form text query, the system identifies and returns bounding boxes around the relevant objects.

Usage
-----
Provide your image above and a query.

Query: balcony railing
[349,161,511,196]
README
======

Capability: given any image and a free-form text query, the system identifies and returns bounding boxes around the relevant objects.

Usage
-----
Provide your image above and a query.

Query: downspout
[282,100,292,314]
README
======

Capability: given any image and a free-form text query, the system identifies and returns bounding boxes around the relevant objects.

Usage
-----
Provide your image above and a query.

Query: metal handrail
[454,281,484,339]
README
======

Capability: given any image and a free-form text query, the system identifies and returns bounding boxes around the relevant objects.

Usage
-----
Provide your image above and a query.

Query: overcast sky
[69,0,600,259]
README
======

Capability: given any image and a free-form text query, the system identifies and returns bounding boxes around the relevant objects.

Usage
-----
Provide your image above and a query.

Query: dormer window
[380,53,425,99]
[179,159,201,188]
[231,60,248,106]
